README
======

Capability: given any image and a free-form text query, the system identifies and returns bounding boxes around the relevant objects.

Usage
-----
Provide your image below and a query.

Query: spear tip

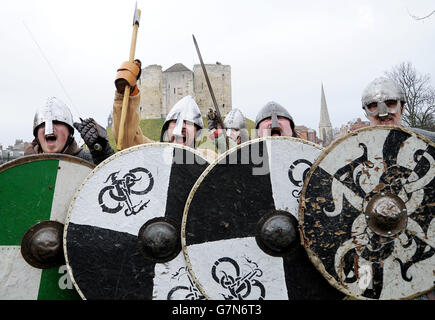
[133,2,141,26]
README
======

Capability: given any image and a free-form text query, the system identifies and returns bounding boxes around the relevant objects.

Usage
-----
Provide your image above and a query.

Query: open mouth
[45,134,57,143]
[45,134,57,142]
[377,116,394,123]
[271,129,281,136]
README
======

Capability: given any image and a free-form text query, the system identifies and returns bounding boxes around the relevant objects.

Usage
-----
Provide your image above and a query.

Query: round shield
[64,143,210,299]
[0,154,94,300]
[299,126,435,300]
[182,137,345,300]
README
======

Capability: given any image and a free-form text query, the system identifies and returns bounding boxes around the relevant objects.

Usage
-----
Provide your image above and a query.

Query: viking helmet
[224,108,246,130]
[255,101,296,138]
[361,77,405,117]
[160,95,204,142]
[224,108,249,143]
[33,97,74,137]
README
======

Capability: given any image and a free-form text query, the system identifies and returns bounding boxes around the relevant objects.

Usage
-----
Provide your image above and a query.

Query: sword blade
[192,34,229,150]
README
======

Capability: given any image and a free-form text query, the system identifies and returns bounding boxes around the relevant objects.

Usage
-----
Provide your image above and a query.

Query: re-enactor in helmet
[361,76,435,301]
[255,101,297,138]
[112,60,217,162]
[160,95,204,148]
[25,96,114,165]
[207,108,249,153]
[362,76,435,142]
[330,77,434,144]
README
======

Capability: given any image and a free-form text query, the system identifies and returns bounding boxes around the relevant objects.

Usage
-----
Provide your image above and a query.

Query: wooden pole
[117,9,141,151]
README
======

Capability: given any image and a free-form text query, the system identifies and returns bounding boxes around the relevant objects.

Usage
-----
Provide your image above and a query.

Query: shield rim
[63,142,209,300]
[298,125,435,300]
[0,153,95,174]
[181,136,323,300]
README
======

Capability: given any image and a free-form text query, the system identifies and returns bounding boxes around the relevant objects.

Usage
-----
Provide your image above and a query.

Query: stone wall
[162,69,194,117]
[138,64,163,119]
[193,64,232,116]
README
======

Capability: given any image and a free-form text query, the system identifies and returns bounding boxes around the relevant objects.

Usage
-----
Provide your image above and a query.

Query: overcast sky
[0,0,434,147]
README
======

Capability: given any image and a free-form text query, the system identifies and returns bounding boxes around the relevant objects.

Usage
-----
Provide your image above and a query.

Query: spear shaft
[117,3,141,151]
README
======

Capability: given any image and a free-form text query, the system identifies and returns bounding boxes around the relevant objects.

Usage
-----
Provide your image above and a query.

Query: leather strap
[115,61,140,93]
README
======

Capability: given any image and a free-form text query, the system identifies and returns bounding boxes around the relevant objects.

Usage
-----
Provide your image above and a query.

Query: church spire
[319,83,333,146]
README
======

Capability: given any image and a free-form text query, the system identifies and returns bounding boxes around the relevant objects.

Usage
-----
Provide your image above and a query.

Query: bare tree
[385,62,435,131]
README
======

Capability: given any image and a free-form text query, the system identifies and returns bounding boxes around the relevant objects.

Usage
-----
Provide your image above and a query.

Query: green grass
[108,116,255,152]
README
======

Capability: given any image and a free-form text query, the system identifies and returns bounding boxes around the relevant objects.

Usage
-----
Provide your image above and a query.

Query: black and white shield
[182,137,345,300]
[64,143,209,299]
[299,126,435,300]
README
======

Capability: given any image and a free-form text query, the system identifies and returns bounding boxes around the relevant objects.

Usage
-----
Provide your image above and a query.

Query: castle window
[174,88,176,94]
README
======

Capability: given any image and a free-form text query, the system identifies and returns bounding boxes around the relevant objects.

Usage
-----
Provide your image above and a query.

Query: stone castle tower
[319,83,333,147]
[193,63,232,116]
[138,62,231,119]
[138,64,163,118]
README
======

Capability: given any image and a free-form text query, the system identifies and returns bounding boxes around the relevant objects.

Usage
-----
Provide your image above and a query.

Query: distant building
[335,118,370,140]
[137,62,232,120]
[295,125,321,145]
[0,139,29,164]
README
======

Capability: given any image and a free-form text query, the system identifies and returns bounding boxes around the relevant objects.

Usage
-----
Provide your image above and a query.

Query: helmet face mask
[361,77,405,120]
[363,100,402,118]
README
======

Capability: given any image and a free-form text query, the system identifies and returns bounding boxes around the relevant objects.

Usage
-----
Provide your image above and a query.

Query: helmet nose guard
[271,111,280,129]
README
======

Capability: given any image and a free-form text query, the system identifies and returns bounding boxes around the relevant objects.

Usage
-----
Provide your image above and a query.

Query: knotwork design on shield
[300,126,435,299]
[167,266,205,300]
[65,143,210,299]
[183,137,345,300]
[211,256,266,300]
[98,167,154,216]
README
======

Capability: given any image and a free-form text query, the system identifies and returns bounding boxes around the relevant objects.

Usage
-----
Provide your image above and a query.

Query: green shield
[0,154,94,300]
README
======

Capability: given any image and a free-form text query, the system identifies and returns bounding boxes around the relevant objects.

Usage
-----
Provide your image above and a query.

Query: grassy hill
[107,116,255,152]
